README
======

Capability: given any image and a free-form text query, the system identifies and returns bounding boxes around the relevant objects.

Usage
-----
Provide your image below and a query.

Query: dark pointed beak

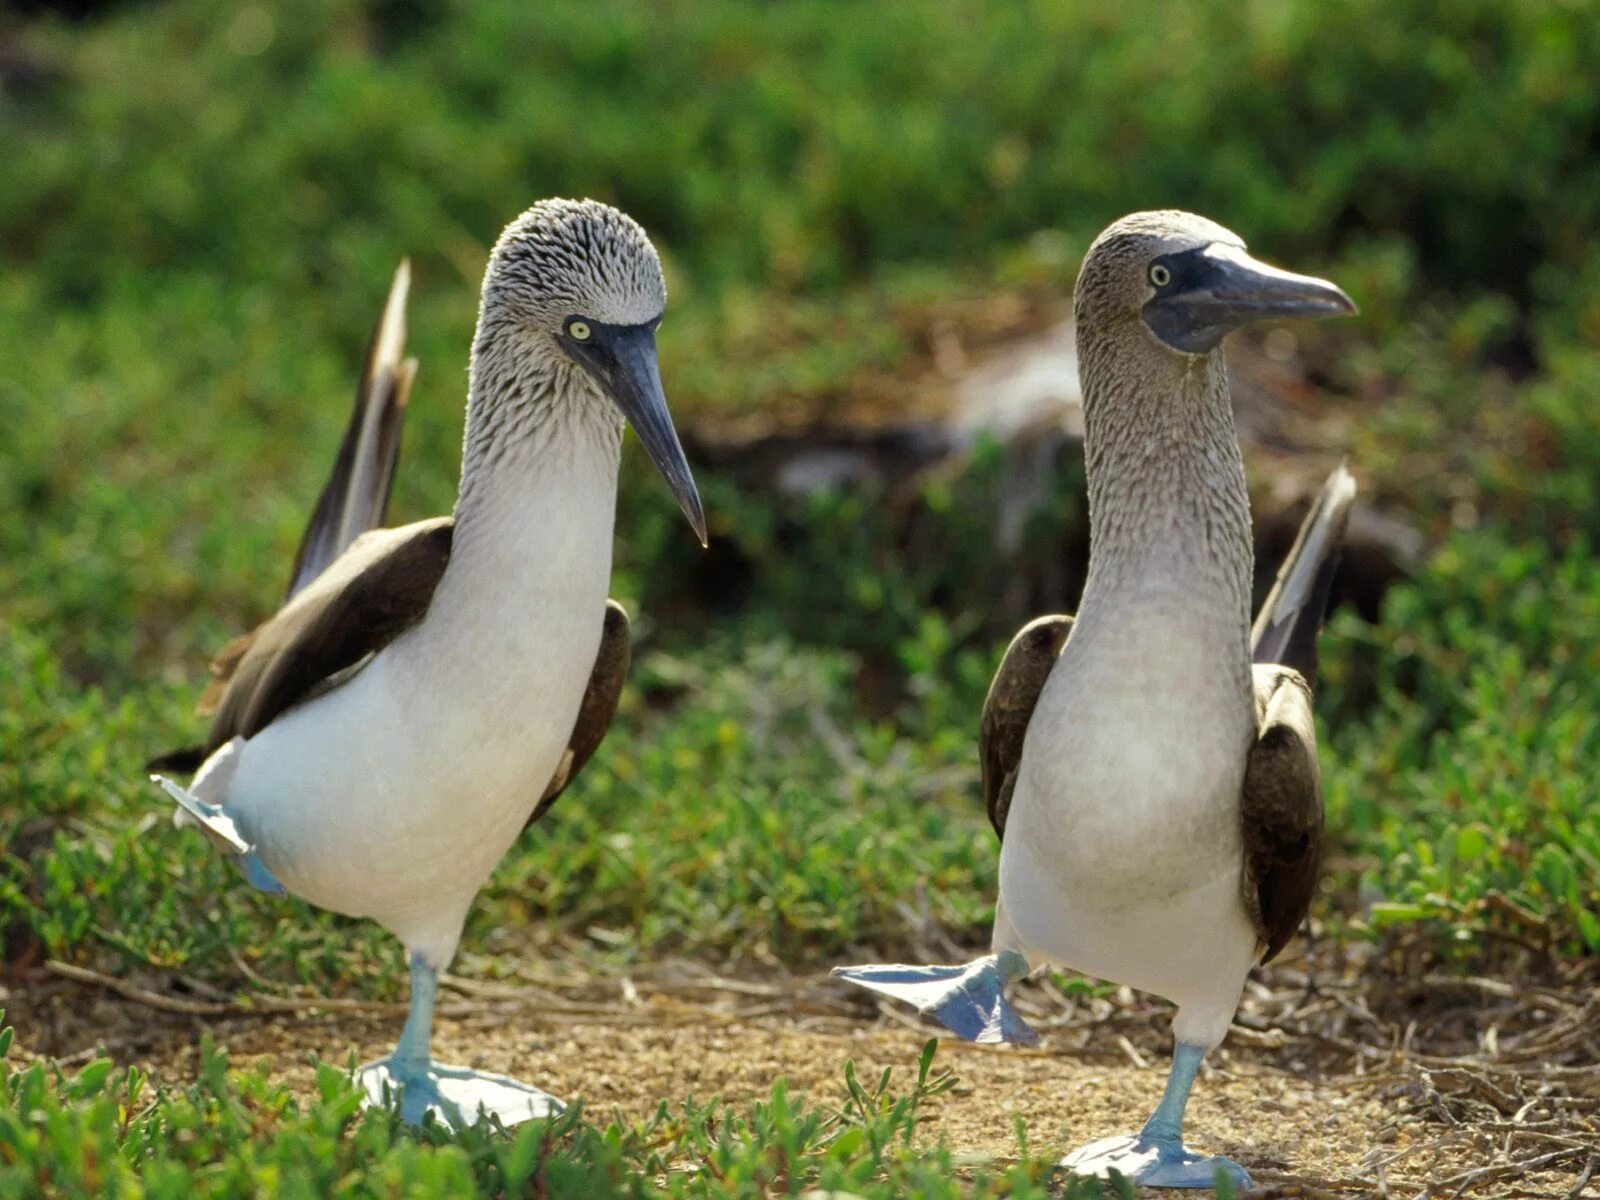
[573,324,707,546]
[1144,243,1357,354]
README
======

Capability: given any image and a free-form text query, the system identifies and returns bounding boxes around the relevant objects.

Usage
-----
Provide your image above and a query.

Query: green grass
[3,0,1600,1194]
[2,1022,1145,1199]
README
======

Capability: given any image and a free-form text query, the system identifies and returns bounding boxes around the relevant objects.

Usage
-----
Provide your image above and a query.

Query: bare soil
[6,951,1596,1199]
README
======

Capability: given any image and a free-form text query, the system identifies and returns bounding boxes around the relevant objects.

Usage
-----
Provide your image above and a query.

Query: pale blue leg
[357,954,563,1130]
[1060,1042,1252,1190]
[236,850,287,896]
[832,948,1039,1045]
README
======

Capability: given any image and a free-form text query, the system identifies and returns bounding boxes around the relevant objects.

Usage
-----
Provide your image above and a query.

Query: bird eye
[1149,264,1172,288]
[567,319,592,341]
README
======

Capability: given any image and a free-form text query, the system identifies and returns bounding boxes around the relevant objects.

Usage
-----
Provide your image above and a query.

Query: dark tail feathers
[146,745,206,774]
[285,260,417,600]
[1250,464,1357,689]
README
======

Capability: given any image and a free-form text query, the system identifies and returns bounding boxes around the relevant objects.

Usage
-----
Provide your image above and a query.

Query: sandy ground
[8,962,1597,1198]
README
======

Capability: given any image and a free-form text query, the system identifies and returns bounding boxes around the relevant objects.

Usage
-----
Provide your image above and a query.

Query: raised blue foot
[358,1057,563,1129]
[832,949,1038,1045]
[1062,1042,1251,1191]
[359,953,563,1129]
[152,773,250,854]
[151,774,286,895]
[1061,1132,1251,1190]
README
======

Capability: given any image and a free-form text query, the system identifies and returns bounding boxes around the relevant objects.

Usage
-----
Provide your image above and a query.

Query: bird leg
[831,949,1039,1045]
[357,953,563,1129]
[151,774,286,896]
[1060,1042,1252,1190]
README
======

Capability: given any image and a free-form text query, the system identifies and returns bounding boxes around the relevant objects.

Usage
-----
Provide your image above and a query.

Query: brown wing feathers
[200,518,454,756]
[147,262,424,773]
[979,614,1073,839]
[287,260,417,601]
[1241,667,1324,962]
[1241,465,1356,960]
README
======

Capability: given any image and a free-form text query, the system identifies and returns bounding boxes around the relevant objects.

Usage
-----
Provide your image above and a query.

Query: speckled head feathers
[1075,210,1243,328]
[483,199,666,332]
[1076,209,1353,360]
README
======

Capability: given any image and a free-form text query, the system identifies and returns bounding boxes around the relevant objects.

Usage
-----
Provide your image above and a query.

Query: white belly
[995,600,1260,1045]
[208,440,619,966]
[226,596,602,961]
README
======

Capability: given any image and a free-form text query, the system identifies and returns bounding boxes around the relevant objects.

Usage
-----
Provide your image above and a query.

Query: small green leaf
[916,1038,938,1087]
[1455,824,1491,863]
[1369,901,1432,928]
[1576,906,1600,952]
[70,1059,114,1097]
[828,1127,865,1158]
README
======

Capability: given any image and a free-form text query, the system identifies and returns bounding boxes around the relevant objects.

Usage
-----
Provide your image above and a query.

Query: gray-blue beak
[1144,243,1356,354]
[563,321,707,546]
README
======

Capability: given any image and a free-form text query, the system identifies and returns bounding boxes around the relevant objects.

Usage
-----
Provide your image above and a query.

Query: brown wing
[287,260,417,600]
[197,517,453,758]
[147,262,421,774]
[1250,464,1355,689]
[980,615,1073,839]
[527,600,631,827]
[1240,665,1324,963]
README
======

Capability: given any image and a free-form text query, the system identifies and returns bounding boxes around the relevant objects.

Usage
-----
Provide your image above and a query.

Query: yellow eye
[1149,264,1172,288]
[568,320,592,341]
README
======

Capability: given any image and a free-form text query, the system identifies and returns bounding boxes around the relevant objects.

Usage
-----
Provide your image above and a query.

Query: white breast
[221,433,619,965]
[996,587,1260,1040]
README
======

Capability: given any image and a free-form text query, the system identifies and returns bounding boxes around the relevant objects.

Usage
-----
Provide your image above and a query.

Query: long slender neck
[452,332,624,548]
[393,329,621,731]
[1076,324,1253,640]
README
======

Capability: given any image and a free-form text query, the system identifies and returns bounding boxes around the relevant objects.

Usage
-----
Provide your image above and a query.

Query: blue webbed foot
[358,1057,564,1129]
[1062,1133,1252,1191]
[152,774,286,895]
[152,774,250,855]
[832,949,1038,1045]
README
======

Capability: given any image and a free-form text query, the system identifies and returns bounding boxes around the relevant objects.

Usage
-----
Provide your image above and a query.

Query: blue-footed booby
[149,199,705,1128]
[835,211,1357,1189]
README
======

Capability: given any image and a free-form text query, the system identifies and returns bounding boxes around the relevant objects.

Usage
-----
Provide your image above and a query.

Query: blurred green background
[1,0,1599,1191]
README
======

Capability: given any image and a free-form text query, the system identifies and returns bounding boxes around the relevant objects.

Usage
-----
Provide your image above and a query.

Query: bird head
[481,198,706,546]
[1075,210,1355,358]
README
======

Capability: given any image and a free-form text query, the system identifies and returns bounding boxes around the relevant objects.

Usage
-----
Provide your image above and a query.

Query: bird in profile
[835,211,1357,1189]
[150,199,706,1128]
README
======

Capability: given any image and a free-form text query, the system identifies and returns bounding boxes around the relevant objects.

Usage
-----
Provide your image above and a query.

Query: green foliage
[632,439,1087,675]
[5,0,1598,308]
[0,1015,1107,1199]
[1323,532,1600,955]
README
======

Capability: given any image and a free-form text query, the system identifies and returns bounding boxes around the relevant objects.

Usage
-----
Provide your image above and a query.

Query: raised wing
[1240,665,1323,962]
[527,600,632,827]
[1237,465,1354,960]
[148,261,423,774]
[979,615,1073,839]
[287,260,417,600]
[1250,464,1355,689]
[202,518,453,757]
